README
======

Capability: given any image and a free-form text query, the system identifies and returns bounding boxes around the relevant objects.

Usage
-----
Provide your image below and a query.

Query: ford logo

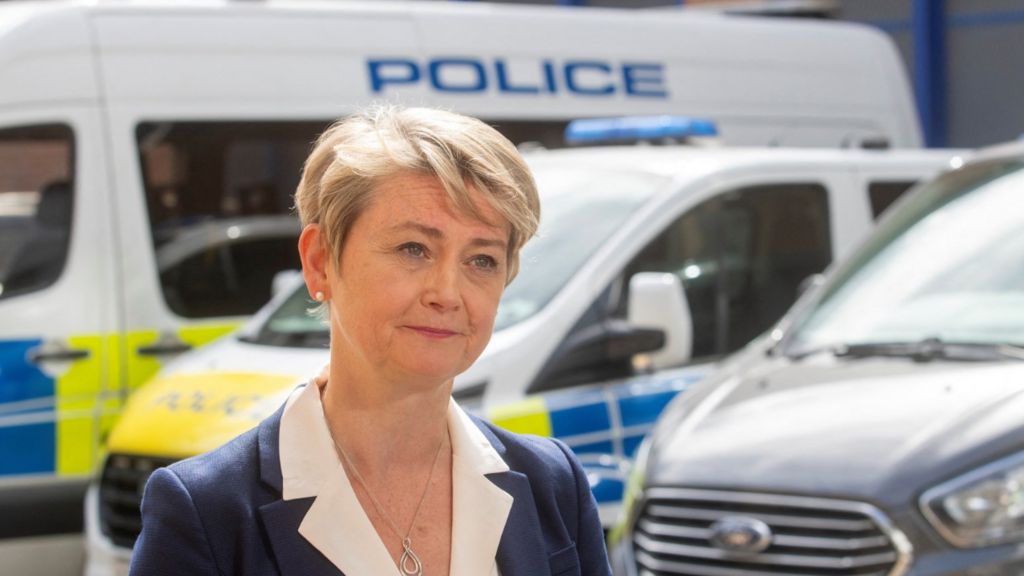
[708,516,773,554]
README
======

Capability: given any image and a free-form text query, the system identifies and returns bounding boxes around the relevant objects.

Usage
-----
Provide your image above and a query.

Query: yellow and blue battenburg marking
[0,334,121,477]
[0,325,237,479]
[0,338,59,475]
[489,366,711,506]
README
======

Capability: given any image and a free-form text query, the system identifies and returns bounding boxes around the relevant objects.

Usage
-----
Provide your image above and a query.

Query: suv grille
[99,453,177,548]
[632,487,911,576]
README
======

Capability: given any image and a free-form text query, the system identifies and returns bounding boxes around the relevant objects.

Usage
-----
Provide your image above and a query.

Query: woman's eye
[471,255,498,270]
[399,242,426,258]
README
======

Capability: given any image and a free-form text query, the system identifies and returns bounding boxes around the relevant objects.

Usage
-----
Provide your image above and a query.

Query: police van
[83,115,964,575]
[0,0,925,571]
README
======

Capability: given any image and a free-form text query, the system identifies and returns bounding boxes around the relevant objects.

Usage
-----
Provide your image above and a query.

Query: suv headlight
[921,452,1024,548]
[608,436,652,546]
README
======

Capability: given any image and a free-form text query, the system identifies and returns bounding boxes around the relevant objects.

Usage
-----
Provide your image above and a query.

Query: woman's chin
[392,361,470,392]
[389,342,479,385]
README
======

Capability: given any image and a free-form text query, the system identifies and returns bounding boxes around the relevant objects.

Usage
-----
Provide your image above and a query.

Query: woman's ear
[298,223,330,300]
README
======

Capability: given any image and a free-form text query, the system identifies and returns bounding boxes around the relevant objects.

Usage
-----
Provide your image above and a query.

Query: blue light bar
[564,116,718,145]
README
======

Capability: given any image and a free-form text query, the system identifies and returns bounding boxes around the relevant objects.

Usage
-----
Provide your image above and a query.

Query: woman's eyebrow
[468,237,508,251]
[389,221,443,239]
[389,221,507,250]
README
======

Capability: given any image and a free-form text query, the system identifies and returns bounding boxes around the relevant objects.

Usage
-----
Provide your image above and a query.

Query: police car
[84,118,962,574]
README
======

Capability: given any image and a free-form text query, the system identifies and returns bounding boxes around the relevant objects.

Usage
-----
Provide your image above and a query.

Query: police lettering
[367,57,667,98]
[150,391,263,415]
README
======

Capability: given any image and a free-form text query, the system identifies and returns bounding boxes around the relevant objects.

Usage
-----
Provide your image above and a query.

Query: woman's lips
[405,325,460,339]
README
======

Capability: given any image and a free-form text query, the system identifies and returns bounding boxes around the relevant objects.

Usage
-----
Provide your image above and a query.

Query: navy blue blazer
[129,402,611,576]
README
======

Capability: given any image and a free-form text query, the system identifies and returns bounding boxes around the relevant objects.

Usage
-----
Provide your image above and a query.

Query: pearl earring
[314,291,325,302]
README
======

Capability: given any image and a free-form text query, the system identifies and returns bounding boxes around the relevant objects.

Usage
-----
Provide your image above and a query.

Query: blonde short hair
[294,105,540,283]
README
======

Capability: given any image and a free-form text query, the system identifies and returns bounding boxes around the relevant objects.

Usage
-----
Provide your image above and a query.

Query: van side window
[0,125,74,300]
[869,181,917,219]
[625,183,831,359]
[136,121,327,318]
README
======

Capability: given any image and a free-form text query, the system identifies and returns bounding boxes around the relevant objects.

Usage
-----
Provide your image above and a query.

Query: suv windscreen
[785,159,1024,357]
[252,166,667,346]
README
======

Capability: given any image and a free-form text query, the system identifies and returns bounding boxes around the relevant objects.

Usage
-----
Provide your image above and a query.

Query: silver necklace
[328,421,448,576]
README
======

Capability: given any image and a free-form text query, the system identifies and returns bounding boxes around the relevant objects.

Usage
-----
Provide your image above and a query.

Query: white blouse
[278,383,513,575]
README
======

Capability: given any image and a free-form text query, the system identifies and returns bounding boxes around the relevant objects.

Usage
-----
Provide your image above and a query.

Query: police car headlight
[921,452,1024,548]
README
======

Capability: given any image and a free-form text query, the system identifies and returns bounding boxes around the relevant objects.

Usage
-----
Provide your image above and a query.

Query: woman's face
[324,172,510,390]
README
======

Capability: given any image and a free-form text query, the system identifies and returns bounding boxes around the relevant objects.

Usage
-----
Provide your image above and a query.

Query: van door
[108,119,320,393]
[530,171,849,393]
[0,109,115,558]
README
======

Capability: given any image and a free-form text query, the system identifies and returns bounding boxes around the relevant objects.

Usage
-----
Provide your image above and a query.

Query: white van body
[1,1,922,146]
[0,0,924,571]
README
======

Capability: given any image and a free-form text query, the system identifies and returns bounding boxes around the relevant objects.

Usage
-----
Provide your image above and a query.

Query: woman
[129,106,610,576]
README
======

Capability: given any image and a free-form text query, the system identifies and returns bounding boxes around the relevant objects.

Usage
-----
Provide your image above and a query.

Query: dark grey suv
[609,144,1024,576]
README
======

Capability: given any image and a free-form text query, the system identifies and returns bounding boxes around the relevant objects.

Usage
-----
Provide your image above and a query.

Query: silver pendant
[399,537,423,576]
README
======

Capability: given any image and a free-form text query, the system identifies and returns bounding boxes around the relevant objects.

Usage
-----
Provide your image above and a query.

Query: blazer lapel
[449,399,514,576]
[489,470,552,576]
[255,399,344,576]
[259,498,342,576]
[296,462,399,575]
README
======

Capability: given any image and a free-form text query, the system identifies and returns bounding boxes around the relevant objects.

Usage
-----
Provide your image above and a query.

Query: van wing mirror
[527,319,665,394]
[556,320,664,373]
[628,272,693,369]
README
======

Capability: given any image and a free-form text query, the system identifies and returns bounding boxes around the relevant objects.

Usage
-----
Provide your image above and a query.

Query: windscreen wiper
[791,338,1024,363]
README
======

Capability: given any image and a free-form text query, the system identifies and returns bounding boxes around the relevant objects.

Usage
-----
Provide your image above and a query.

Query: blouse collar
[278,382,513,575]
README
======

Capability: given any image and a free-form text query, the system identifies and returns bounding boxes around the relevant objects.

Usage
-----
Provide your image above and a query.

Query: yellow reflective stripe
[103,333,121,395]
[125,329,162,392]
[178,323,240,348]
[100,333,124,448]
[55,334,104,475]
[124,324,239,392]
[488,397,552,437]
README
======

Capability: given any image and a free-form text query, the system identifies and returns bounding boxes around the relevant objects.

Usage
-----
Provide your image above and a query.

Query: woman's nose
[421,262,461,311]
